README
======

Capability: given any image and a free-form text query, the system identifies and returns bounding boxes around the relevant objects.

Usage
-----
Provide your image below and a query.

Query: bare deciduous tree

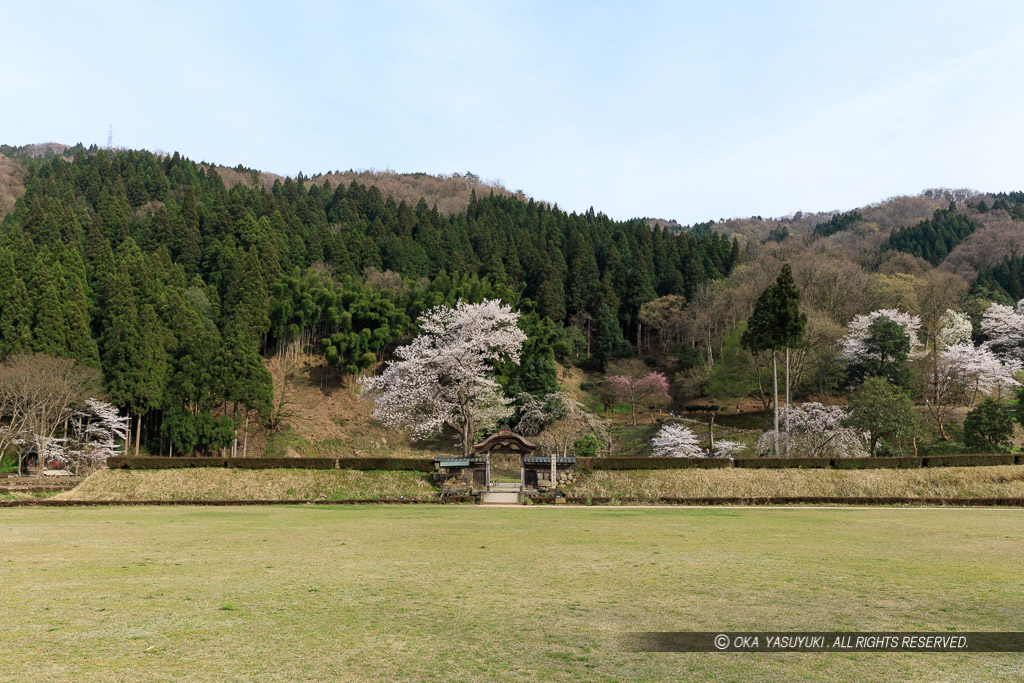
[0,354,99,474]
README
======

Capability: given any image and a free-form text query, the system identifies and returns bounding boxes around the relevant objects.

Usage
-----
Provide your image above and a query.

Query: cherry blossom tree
[841,309,926,391]
[20,400,129,474]
[980,299,1024,361]
[712,439,746,458]
[756,402,868,458]
[924,309,975,439]
[843,309,925,362]
[606,359,671,425]
[651,423,703,458]
[359,299,526,456]
[924,341,1020,439]
[840,309,922,363]
[936,309,973,349]
[71,399,130,472]
[942,343,1021,405]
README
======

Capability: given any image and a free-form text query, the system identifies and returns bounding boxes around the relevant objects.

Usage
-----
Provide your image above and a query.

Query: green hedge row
[105,453,1024,473]
[107,457,435,472]
[734,457,830,469]
[577,457,731,470]
[577,454,1023,471]
[923,454,1018,467]
[0,496,476,508]
[522,495,1024,507]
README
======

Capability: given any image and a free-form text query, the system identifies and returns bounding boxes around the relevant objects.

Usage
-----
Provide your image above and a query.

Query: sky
[3,0,1024,224]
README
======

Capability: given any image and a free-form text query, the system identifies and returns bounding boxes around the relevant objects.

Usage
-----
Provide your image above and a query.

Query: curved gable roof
[472,430,538,454]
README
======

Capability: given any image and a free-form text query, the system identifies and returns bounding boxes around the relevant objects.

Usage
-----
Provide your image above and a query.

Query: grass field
[570,466,1024,500]
[57,465,1024,502]
[59,469,439,501]
[2,507,1022,681]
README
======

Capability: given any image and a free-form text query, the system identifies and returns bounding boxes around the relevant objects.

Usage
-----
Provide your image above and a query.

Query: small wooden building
[434,431,578,493]
[432,455,489,491]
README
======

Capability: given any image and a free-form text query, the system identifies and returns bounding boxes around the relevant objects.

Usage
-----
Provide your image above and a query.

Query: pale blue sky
[3,1,1024,223]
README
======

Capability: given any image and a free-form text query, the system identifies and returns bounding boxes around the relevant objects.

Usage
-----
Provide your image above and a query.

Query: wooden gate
[472,468,487,488]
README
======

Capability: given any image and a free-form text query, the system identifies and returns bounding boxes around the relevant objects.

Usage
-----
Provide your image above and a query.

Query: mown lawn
[1,507,1022,681]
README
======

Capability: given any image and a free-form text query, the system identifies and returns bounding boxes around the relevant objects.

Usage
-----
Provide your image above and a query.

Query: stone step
[480,491,521,504]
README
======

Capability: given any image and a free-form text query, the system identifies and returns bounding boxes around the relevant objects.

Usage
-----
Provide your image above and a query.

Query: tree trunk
[242,410,249,458]
[708,413,715,453]
[785,345,791,458]
[134,414,141,456]
[755,353,770,410]
[772,349,779,457]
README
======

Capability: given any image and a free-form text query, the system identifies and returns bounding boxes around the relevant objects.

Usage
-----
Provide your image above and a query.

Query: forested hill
[0,145,738,454]
[0,143,521,219]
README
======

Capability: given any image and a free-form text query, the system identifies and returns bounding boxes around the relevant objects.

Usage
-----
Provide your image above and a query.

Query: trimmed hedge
[225,458,336,470]
[105,454,1023,473]
[107,456,434,472]
[0,496,475,508]
[830,456,923,469]
[335,458,433,472]
[108,457,231,469]
[577,454,1023,471]
[578,457,731,470]
[922,454,1017,468]
[643,496,1024,507]
[734,457,830,469]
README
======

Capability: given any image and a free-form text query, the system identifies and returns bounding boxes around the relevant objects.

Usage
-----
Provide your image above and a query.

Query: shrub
[963,399,1015,452]
[108,457,231,469]
[106,457,435,471]
[335,458,433,472]
[830,456,922,469]
[579,457,730,470]
[734,457,830,469]
[923,454,1017,467]
[573,434,602,458]
[0,450,16,474]
[229,458,335,470]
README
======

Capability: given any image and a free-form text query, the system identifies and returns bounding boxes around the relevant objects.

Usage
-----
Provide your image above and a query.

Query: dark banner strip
[626,632,1024,652]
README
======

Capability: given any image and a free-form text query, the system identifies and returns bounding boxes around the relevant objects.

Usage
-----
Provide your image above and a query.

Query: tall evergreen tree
[741,264,805,456]
[773,264,806,455]
[0,248,32,358]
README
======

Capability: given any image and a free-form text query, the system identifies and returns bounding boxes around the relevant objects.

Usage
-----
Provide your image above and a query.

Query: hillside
[0,143,740,460]
[0,142,524,220]
[0,141,1021,464]
[0,154,24,221]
